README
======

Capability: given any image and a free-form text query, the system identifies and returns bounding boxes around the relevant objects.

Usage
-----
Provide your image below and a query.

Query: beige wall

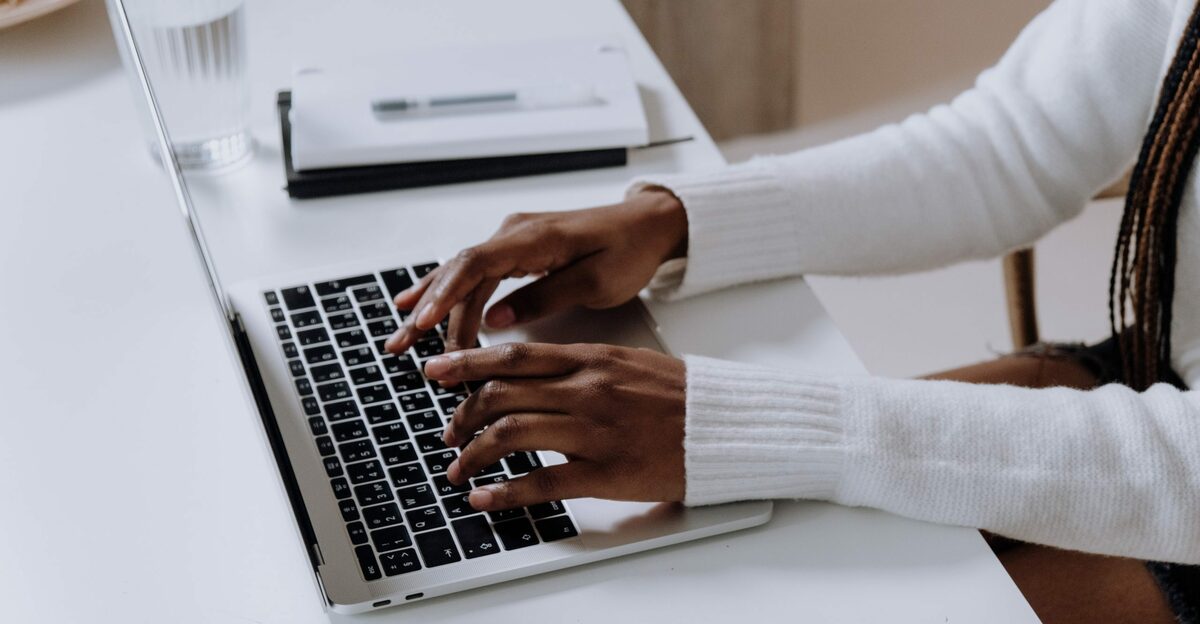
[623,0,1051,139]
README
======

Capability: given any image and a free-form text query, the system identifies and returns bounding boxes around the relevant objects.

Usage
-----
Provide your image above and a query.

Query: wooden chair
[1001,173,1131,349]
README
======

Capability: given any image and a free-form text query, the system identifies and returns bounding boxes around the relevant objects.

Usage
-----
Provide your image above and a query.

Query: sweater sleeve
[683,355,1200,564]
[634,0,1174,300]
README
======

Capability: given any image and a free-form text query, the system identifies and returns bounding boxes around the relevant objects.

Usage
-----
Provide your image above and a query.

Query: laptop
[112,1,772,614]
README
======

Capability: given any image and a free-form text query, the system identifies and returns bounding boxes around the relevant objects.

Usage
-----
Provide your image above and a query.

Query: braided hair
[1110,2,1200,390]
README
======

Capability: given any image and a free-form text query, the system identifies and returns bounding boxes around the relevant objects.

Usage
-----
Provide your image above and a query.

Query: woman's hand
[422,342,686,510]
[384,189,687,354]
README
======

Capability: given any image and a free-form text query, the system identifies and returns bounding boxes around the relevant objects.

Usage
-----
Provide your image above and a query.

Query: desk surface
[0,0,1037,621]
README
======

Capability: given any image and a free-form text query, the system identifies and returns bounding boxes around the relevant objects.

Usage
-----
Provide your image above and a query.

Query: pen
[371,84,601,118]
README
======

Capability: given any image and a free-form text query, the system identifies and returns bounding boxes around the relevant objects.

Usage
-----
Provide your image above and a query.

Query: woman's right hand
[384,188,688,354]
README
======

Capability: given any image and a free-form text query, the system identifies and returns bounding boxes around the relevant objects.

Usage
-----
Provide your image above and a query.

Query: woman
[385,1,1200,621]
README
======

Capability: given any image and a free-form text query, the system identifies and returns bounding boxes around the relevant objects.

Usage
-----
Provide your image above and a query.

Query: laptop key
[294,379,313,396]
[372,422,409,446]
[413,263,439,279]
[281,286,315,311]
[314,275,375,297]
[361,301,393,321]
[407,507,447,533]
[323,457,343,478]
[291,309,323,328]
[357,383,390,405]
[416,528,461,568]
[504,451,541,475]
[269,307,285,323]
[477,462,505,477]
[327,312,359,331]
[275,325,293,341]
[413,336,444,359]
[297,328,330,346]
[389,463,426,488]
[336,329,368,348]
[347,521,369,545]
[315,435,336,457]
[438,394,467,416]
[281,341,299,359]
[341,347,374,368]
[318,381,352,402]
[363,503,403,529]
[375,339,389,355]
[347,460,385,485]
[365,402,401,425]
[406,410,442,433]
[302,397,321,417]
[382,354,417,374]
[488,508,526,522]
[452,516,500,559]
[350,365,384,386]
[424,450,457,474]
[264,291,280,306]
[322,295,353,313]
[330,477,352,500]
[494,517,539,550]
[339,439,376,463]
[390,371,424,394]
[472,474,507,489]
[331,419,367,442]
[381,268,414,298]
[304,345,337,365]
[354,481,394,507]
[528,500,568,519]
[352,284,384,304]
[380,442,418,466]
[354,544,382,581]
[324,400,359,422]
[399,391,434,413]
[288,360,306,378]
[441,493,475,519]
[535,515,579,542]
[311,363,344,383]
[367,319,397,338]
[339,499,359,522]
[433,474,469,496]
[416,431,448,454]
[372,525,413,552]
[432,382,467,397]
[380,548,422,576]
[307,415,327,435]
[398,485,437,511]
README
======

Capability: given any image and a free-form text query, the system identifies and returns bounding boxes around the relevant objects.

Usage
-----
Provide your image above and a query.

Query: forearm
[684,355,1200,564]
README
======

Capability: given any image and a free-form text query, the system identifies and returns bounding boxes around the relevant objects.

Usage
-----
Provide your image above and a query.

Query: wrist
[635,187,688,263]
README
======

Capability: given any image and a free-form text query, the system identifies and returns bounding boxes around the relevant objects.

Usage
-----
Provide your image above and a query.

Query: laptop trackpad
[481,299,667,354]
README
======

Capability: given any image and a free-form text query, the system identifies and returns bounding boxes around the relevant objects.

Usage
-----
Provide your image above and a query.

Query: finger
[444,378,572,446]
[447,413,582,484]
[423,343,582,383]
[393,271,435,310]
[445,278,499,353]
[468,463,600,511]
[484,258,601,329]
[412,234,567,332]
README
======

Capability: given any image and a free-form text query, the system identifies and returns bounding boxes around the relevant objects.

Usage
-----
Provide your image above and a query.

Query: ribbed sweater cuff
[629,162,801,300]
[683,355,847,506]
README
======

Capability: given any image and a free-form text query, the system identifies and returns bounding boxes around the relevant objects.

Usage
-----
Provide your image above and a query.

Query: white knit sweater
[634,0,1200,565]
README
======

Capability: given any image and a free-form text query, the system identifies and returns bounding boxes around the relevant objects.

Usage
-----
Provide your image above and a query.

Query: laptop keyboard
[263,262,578,582]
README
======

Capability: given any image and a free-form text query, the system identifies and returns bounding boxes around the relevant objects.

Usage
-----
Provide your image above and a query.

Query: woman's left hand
[423,342,686,511]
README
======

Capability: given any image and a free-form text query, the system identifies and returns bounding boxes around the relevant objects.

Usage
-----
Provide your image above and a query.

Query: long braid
[1111,1,1200,390]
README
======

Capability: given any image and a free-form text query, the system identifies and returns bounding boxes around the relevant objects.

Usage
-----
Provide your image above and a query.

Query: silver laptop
[113,1,771,614]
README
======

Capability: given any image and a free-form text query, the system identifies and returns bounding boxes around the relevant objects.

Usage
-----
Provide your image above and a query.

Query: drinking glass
[107,0,253,169]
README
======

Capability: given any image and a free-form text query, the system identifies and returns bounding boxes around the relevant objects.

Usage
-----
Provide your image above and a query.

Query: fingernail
[446,460,461,482]
[468,488,495,509]
[384,330,404,353]
[442,428,456,447]
[486,303,516,329]
[416,302,435,327]
[424,353,456,378]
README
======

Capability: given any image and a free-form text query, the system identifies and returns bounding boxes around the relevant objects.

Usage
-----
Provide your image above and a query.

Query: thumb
[485,260,599,328]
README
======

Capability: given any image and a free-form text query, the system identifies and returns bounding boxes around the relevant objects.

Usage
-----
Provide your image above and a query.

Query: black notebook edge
[277,91,628,199]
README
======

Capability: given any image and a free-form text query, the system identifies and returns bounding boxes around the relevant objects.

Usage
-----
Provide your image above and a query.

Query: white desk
[0,0,1037,621]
